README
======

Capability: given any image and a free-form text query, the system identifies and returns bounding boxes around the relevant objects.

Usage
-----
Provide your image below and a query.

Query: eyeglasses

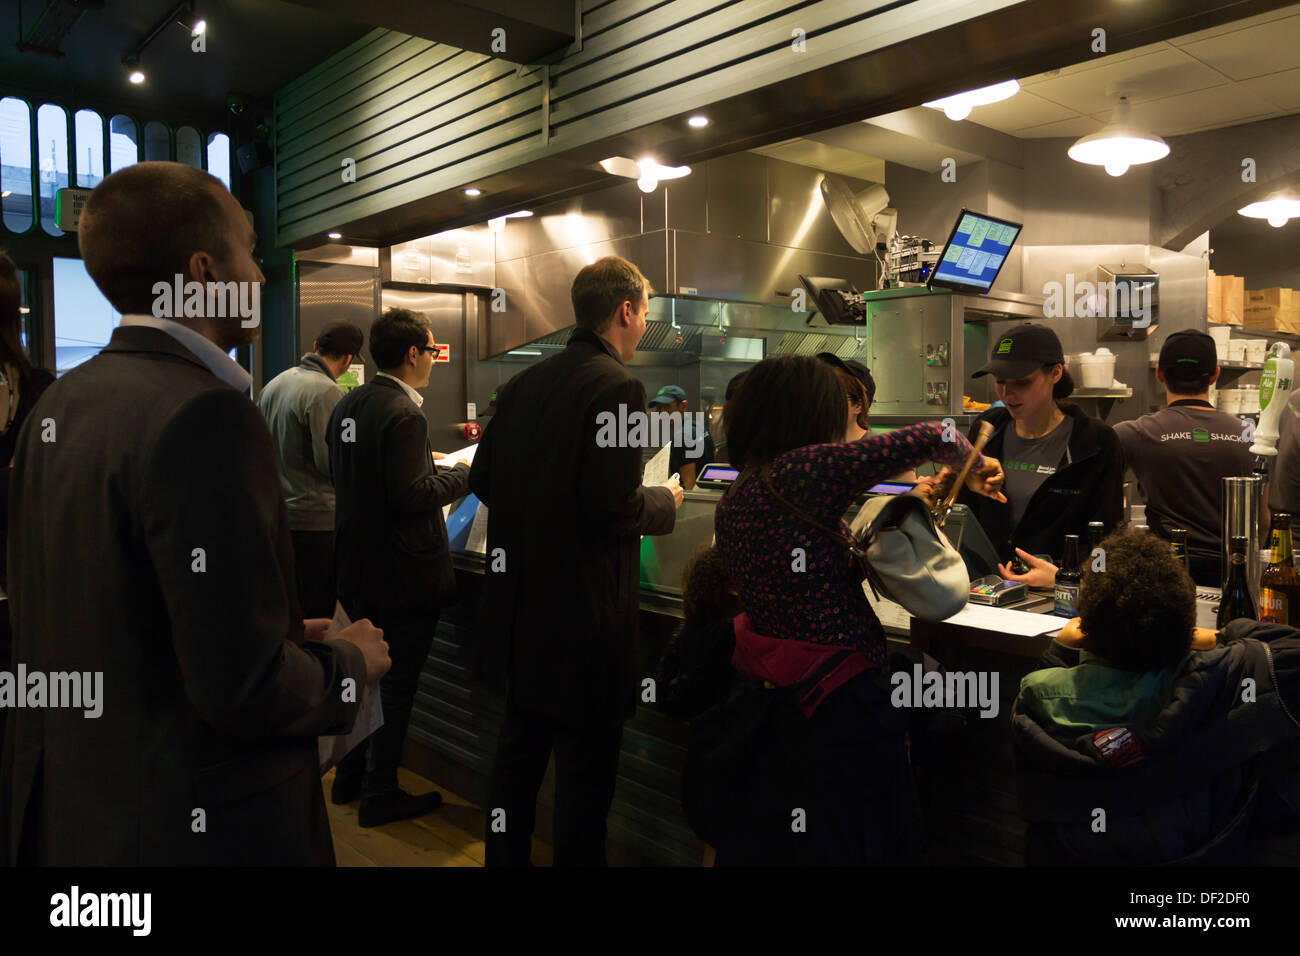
[419,345,439,355]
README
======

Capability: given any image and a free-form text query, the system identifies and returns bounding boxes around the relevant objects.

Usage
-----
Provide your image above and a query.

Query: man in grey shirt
[258,322,363,616]
[1116,329,1254,586]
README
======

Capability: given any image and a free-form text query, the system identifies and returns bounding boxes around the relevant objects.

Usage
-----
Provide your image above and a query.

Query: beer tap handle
[936,420,994,525]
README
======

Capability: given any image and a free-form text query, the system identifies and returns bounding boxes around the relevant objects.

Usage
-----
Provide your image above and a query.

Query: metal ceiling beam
[279,0,574,65]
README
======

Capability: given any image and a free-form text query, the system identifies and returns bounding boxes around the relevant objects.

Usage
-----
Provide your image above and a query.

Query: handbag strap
[757,467,864,557]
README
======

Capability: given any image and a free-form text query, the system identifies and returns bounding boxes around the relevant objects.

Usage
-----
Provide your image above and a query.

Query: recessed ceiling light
[465,187,482,197]
[328,232,342,239]
[687,115,709,128]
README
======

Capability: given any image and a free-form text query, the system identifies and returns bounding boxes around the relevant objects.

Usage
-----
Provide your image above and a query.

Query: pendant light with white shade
[1238,197,1300,228]
[1067,95,1169,177]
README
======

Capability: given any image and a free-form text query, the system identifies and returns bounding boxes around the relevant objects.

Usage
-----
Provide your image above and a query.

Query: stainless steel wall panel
[428,225,495,287]
[703,152,766,243]
[492,181,644,262]
[671,231,873,306]
[767,158,861,258]
[663,170,708,235]
[296,261,381,362]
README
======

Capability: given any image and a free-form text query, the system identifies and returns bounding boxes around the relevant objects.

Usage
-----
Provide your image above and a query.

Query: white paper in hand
[318,600,384,775]
[643,442,671,487]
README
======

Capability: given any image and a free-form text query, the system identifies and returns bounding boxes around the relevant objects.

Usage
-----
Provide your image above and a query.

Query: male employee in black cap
[957,323,1124,566]
[1114,329,1254,586]
[649,384,715,490]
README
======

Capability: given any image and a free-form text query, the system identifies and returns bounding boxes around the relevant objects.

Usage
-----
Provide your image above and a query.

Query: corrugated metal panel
[274,0,1019,247]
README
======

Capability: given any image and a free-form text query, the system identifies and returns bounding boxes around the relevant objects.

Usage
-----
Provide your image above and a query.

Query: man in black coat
[328,308,471,827]
[470,256,682,865]
[0,162,390,866]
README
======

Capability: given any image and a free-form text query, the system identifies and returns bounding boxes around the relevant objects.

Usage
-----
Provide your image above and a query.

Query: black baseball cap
[816,352,877,405]
[973,324,1065,379]
[1158,329,1217,376]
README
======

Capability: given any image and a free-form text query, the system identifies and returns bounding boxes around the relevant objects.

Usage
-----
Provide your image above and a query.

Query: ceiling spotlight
[124,55,145,84]
[328,232,342,239]
[464,187,482,197]
[177,10,205,35]
[687,115,709,128]
[923,79,1019,121]
[1239,197,1300,228]
[1068,95,1169,177]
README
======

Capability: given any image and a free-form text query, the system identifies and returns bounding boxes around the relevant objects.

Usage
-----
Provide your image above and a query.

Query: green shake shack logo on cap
[1193,427,1210,443]
[997,338,1013,354]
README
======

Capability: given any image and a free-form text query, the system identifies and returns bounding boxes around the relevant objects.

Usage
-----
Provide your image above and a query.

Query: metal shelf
[1209,323,1300,341]
[1070,387,1132,419]
[1072,387,1133,398]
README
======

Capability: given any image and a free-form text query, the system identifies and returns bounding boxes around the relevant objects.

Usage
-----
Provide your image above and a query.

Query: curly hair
[1077,529,1194,671]
[681,543,740,625]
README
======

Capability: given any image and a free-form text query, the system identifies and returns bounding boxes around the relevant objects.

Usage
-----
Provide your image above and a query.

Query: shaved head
[78,162,235,315]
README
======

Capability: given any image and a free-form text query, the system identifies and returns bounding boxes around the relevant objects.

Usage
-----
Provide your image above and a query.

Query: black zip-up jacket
[957,402,1124,564]
[1011,620,1300,865]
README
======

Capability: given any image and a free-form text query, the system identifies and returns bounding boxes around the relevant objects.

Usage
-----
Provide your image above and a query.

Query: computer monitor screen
[927,209,1023,294]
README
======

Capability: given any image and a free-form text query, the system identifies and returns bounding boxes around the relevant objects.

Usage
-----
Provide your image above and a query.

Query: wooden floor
[325,766,554,866]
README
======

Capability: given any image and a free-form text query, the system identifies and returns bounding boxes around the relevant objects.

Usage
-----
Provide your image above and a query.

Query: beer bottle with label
[1259,512,1300,624]
[1170,528,1191,577]
[1053,534,1082,618]
[1218,535,1256,628]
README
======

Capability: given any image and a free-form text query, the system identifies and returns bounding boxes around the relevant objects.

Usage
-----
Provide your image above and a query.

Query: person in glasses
[327,308,470,826]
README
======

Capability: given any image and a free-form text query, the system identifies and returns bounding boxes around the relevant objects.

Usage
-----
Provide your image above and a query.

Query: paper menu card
[643,442,671,487]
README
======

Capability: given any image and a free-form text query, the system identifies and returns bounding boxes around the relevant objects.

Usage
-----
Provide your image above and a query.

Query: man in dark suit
[470,256,682,865]
[328,308,471,827]
[0,162,390,866]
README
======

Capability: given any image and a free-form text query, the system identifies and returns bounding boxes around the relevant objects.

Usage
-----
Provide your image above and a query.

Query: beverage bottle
[1088,521,1105,553]
[1218,535,1256,628]
[1170,528,1191,577]
[1053,534,1082,618]
[1259,512,1300,624]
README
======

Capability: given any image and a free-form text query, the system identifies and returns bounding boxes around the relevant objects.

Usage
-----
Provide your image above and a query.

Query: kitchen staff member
[649,384,714,490]
[957,323,1123,565]
[1114,329,1255,586]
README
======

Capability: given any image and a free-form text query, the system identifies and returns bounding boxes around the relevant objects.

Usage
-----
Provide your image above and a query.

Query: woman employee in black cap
[957,323,1124,568]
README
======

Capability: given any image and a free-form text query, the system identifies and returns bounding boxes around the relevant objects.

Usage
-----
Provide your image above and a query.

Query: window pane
[74,109,104,187]
[206,132,230,189]
[143,120,169,162]
[53,256,120,375]
[37,104,69,236]
[176,126,202,168]
[0,97,34,234]
[109,115,137,172]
